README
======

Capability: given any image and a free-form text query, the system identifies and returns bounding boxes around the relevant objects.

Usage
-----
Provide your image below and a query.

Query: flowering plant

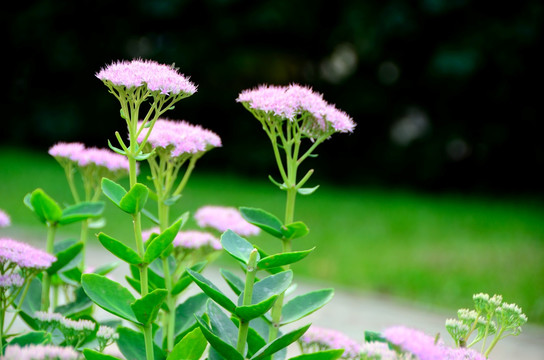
[0,59,528,360]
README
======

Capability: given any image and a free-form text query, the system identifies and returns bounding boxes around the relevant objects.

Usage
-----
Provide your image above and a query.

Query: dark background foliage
[2,0,543,196]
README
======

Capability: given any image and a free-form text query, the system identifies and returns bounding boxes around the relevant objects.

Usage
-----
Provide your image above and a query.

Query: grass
[1,146,543,325]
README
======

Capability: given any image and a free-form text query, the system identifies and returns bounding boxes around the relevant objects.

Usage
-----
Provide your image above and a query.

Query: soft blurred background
[1,0,543,325]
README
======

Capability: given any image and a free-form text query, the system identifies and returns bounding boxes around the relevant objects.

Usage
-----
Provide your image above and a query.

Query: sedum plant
[2,58,529,360]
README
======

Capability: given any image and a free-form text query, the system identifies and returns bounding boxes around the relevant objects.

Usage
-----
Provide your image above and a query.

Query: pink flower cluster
[194,205,260,237]
[0,238,56,270]
[49,142,131,173]
[173,230,222,251]
[237,84,355,136]
[96,59,197,96]
[299,325,361,359]
[383,326,485,360]
[0,208,10,228]
[138,119,222,157]
[3,344,79,360]
[359,341,399,360]
[0,273,24,288]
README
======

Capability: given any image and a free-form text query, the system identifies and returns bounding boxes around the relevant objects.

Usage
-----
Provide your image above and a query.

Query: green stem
[172,155,199,197]
[65,164,81,203]
[237,249,259,354]
[484,328,505,357]
[158,200,176,352]
[0,299,5,353]
[127,108,154,360]
[79,219,89,271]
[41,225,57,311]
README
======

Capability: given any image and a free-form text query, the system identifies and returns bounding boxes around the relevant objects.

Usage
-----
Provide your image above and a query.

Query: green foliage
[257,248,314,270]
[81,274,138,323]
[144,218,183,263]
[47,240,84,275]
[98,232,142,265]
[221,229,257,265]
[117,326,165,360]
[131,289,168,326]
[250,324,311,360]
[281,289,334,325]
[167,328,207,360]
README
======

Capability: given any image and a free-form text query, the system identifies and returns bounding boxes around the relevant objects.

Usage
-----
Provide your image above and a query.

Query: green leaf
[93,261,119,276]
[119,183,149,214]
[131,289,168,326]
[167,327,207,360]
[164,194,182,206]
[84,349,123,360]
[27,188,62,224]
[281,289,334,325]
[98,232,142,265]
[207,301,239,348]
[15,277,42,330]
[54,286,93,317]
[297,185,319,195]
[171,261,207,295]
[195,316,244,360]
[108,139,127,156]
[281,221,309,240]
[8,331,52,347]
[88,217,107,229]
[257,248,314,270]
[174,292,208,340]
[144,217,183,263]
[134,151,155,161]
[47,241,84,275]
[364,330,388,343]
[117,326,166,360]
[141,208,160,225]
[186,269,236,313]
[81,274,138,323]
[221,230,256,265]
[239,207,284,239]
[236,270,293,321]
[250,324,311,360]
[101,177,127,207]
[268,175,287,190]
[288,349,344,360]
[220,268,245,296]
[59,201,105,225]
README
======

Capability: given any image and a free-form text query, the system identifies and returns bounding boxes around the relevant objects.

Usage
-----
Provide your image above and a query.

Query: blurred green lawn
[1,146,543,325]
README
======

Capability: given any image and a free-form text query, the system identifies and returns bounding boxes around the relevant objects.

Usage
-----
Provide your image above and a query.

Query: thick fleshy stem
[41,225,57,311]
[237,249,259,354]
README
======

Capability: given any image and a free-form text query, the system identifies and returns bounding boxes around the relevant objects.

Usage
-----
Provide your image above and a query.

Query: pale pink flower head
[237,83,355,138]
[96,59,197,96]
[4,344,79,360]
[0,209,11,228]
[299,325,361,359]
[383,326,442,360]
[71,147,130,173]
[174,230,222,251]
[0,273,24,288]
[194,205,260,237]
[138,119,222,157]
[360,341,398,360]
[48,142,85,163]
[0,238,57,270]
[383,325,485,360]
